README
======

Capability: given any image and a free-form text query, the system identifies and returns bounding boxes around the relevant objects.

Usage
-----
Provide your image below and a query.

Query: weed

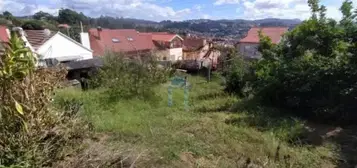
[55,75,338,168]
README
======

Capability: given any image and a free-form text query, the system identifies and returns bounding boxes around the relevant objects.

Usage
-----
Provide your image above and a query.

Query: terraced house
[86,27,184,61]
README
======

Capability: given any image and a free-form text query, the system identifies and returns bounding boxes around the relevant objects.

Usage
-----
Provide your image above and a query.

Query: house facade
[150,32,183,61]
[0,27,93,67]
[19,28,93,67]
[183,37,220,69]
[237,27,288,59]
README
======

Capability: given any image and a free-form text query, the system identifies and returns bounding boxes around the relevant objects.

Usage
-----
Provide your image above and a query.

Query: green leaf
[14,100,24,115]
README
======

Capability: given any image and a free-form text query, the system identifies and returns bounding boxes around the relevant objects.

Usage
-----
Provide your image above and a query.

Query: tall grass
[0,34,89,167]
[89,52,170,101]
[55,75,338,168]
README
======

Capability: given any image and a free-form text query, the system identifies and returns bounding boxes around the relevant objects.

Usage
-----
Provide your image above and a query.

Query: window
[163,56,167,60]
[170,55,175,61]
[244,45,251,50]
[112,38,120,43]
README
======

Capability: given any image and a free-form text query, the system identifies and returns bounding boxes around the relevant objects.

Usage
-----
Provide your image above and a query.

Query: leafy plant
[243,0,357,124]
[0,31,89,167]
[91,52,169,101]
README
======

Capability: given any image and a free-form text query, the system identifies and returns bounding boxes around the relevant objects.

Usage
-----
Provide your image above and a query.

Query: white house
[17,28,93,66]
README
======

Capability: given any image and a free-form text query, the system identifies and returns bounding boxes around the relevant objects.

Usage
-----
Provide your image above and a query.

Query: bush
[0,33,89,167]
[224,55,248,96]
[219,47,251,97]
[21,20,45,30]
[245,0,357,124]
[91,52,169,101]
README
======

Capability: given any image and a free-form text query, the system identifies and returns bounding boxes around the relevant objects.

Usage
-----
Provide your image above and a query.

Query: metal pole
[168,86,173,107]
[184,76,189,111]
[207,64,211,82]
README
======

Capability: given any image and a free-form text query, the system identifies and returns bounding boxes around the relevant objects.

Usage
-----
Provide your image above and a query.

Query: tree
[21,20,45,30]
[33,11,56,21]
[238,0,357,124]
[58,8,87,25]
[3,11,13,20]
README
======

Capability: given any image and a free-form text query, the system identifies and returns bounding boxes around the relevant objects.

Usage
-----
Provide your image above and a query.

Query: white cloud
[214,0,240,6]
[0,0,193,21]
[0,0,348,21]
[194,4,203,11]
[202,14,210,19]
[238,0,343,21]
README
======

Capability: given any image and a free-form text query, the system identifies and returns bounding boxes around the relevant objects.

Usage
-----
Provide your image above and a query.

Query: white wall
[238,43,261,59]
[37,33,93,61]
[198,44,210,59]
[155,50,169,60]
[169,48,183,61]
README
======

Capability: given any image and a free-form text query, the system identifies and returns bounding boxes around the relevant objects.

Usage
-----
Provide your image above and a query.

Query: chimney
[80,32,91,50]
[12,27,35,55]
[12,27,24,37]
[97,26,102,40]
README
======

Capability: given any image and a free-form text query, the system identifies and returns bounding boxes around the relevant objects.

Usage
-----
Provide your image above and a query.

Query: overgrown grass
[55,75,338,168]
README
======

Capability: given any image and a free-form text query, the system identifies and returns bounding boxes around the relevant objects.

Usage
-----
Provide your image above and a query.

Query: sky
[0,0,351,21]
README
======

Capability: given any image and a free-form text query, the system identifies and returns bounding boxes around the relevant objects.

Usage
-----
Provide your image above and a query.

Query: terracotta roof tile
[89,29,153,56]
[151,33,179,42]
[239,27,288,44]
[183,37,206,51]
[141,32,180,42]
[0,26,9,42]
[24,29,56,50]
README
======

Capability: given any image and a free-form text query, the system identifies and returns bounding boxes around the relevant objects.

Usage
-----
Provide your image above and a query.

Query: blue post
[184,86,189,111]
[168,86,173,107]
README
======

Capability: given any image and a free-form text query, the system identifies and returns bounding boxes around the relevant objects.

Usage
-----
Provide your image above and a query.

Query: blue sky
[0,0,349,21]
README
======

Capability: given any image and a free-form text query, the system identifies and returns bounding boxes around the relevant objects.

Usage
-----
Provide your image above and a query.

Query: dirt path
[303,122,357,168]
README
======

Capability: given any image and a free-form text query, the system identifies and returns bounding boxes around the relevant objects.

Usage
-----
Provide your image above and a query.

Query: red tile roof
[24,29,56,50]
[88,29,154,56]
[0,26,9,42]
[183,37,206,51]
[58,24,71,29]
[151,33,181,42]
[140,32,182,42]
[239,27,288,44]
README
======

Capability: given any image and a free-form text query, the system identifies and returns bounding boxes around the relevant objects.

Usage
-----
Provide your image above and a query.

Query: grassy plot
[55,76,338,168]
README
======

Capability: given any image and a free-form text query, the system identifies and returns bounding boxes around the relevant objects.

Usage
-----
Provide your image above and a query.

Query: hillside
[159,18,301,40]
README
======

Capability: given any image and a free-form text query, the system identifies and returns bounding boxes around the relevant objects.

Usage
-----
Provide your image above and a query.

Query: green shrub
[21,20,45,30]
[91,52,169,101]
[219,47,252,97]
[0,33,89,167]
[245,0,357,124]
[224,55,247,96]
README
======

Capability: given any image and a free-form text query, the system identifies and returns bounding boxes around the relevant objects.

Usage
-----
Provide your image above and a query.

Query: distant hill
[154,18,301,40]
[12,10,301,41]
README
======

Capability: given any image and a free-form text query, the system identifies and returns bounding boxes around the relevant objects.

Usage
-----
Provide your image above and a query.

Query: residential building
[183,37,220,69]
[86,28,184,61]
[87,28,153,57]
[237,27,288,59]
[150,32,183,61]
[20,28,93,66]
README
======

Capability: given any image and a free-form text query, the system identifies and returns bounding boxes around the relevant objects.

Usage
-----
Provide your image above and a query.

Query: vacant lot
[55,75,340,168]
